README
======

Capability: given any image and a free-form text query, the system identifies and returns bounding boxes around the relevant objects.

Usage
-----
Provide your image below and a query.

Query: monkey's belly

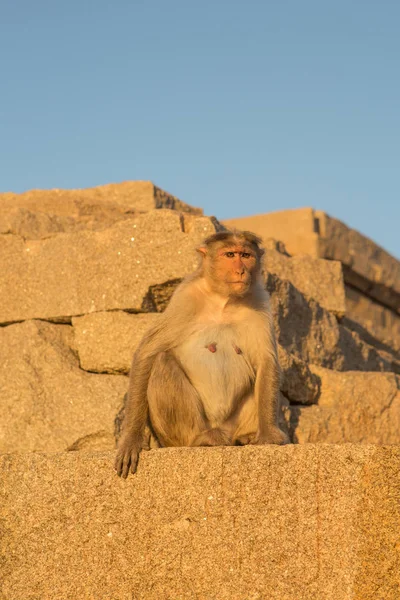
[174,327,255,426]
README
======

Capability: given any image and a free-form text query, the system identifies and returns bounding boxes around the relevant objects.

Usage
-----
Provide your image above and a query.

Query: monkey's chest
[174,325,255,425]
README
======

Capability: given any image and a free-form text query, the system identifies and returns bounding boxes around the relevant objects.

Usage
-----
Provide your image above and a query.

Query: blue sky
[1,1,399,258]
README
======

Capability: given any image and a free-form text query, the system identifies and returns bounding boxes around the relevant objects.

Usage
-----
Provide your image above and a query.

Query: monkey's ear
[258,248,265,257]
[196,246,208,258]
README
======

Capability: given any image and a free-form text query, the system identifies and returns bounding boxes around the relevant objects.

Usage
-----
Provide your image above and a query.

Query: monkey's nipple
[233,344,242,355]
[206,343,217,353]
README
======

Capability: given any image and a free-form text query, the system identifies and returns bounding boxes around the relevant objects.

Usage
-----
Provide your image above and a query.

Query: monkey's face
[209,245,259,297]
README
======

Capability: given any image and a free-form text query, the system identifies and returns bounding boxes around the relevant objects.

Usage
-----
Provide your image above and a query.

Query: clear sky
[1,0,399,258]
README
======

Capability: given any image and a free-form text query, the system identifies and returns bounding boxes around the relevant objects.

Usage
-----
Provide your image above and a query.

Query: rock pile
[1,182,399,454]
[1,181,399,599]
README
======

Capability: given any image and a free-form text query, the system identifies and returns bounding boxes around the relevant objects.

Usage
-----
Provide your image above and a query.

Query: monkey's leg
[253,355,289,445]
[148,351,213,447]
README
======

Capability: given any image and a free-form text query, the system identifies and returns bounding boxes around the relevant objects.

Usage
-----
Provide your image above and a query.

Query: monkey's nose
[234,263,245,275]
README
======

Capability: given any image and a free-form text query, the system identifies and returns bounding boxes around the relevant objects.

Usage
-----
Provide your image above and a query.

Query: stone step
[1,445,399,600]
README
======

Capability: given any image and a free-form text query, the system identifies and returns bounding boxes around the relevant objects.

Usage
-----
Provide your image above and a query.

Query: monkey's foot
[251,427,290,446]
[206,342,217,353]
[191,428,232,447]
[234,433,256,445]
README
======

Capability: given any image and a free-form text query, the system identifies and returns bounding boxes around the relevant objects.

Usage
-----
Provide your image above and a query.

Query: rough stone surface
[0,181,202,238]
[267,273,400,374]
[223,207,321,257]
[290,367,400,444]
[263,249,346,316]
[0,210,218,324]
[72,311,159,374]
[345,285,400,354]
[0,320,127,453]
[278,346,321,405]
[1,446,399,600]
[316,210,400,311]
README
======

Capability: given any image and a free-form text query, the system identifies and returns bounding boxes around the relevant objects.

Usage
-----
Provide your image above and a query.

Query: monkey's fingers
[115,452,131,478]
[114,452,126,478]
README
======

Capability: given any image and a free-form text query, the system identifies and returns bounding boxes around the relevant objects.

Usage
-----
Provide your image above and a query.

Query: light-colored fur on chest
[174,305,272,426]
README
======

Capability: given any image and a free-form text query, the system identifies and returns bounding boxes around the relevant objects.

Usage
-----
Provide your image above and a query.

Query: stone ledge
[1,445,399,600]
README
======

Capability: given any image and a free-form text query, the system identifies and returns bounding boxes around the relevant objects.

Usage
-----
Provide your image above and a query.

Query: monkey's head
[197,230,264,298]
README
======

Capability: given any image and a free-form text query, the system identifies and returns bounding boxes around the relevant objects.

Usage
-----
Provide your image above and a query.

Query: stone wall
[1,181,399,599]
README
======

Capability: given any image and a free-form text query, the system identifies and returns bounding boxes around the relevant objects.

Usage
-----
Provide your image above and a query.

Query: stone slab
[223,207,320,257]
[263,249,346,316]
[267,273,400,374]
[72,311,160,374]
[290,367,400,444]
[0,181,202,238]
[345,285,400,354]
[316,210,400,311]
[0,211,218,324]
[1,446,399,599]
[0,320,127,453]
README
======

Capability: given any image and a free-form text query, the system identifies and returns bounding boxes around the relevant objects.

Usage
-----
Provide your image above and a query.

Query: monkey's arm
[115,289,197,477]
[114,339,155,478]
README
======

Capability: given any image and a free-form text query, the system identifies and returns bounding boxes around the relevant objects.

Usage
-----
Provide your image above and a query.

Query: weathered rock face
[289,367,400,444]
[72,311,160,374]
[263,248,346,317]
[0,320,127,453]
[224,207,321,257]
[0,180,202,238]
[1,446,399,600]
[0,211,218,324]
[266,273,400,374]
[316,210,400,311]
[345,285,400,353]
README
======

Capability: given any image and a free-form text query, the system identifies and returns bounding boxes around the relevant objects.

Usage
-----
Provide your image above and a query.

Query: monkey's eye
[241,252,251,259]
[225,251,235,258]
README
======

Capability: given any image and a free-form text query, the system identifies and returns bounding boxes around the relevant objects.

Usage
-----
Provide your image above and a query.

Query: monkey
[115,230,288,478]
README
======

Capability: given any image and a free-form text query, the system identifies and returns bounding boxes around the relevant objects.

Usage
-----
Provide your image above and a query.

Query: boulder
[0,211,218,324]
[1,445,399,600]
[267,273,400,374]
[344,285,400,354]
[316,210,400,312]
[290,367,400,444]
[278,346,320,405]
[72,311,159,374]
[263,249,346,317]
[0,320,127,453]
[0,181,202,238]
[224,207,320,257]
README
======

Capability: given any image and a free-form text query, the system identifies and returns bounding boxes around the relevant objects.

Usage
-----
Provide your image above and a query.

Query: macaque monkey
[115,230,288,478]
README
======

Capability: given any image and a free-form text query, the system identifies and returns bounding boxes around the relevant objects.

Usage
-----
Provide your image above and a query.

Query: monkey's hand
[114,438,142,478]
[251,427,289,446]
